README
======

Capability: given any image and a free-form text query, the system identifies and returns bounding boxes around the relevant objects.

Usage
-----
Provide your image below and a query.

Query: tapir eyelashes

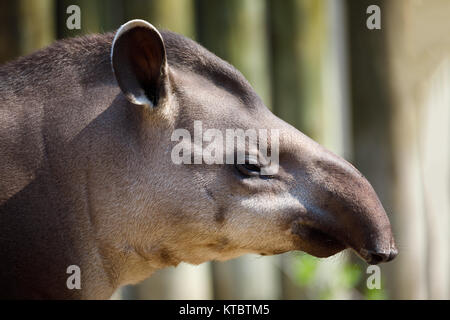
[235,156,262,177]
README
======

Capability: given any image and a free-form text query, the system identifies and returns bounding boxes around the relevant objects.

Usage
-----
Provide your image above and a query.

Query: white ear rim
[111,19,163,62]
[111,19,165,107]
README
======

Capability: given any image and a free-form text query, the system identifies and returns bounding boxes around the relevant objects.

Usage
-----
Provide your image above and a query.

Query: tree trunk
[124,0,195,38]
[196,0,271,106]
[57,0,103,38]
[0,0,55,64]
[383,0,450,299]
[269,0,325,139]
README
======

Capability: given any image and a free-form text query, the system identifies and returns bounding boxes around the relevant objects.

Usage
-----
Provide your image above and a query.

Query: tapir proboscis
[0,20,397,299]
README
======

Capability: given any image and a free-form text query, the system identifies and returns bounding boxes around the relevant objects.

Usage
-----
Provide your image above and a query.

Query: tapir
[0,20,397,299]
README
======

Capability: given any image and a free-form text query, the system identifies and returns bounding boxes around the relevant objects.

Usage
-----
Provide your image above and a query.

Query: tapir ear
[111,20,168,108]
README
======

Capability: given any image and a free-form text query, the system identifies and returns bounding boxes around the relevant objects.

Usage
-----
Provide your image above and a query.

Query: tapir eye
[235,156,261,177]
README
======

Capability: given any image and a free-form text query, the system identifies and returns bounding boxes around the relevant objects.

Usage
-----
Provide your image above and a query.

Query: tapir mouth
[292,222,398,264]
[297,225,342,247]
[292,222,347,258]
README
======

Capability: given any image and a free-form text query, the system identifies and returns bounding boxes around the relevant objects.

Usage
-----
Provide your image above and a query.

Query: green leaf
[294,254,319,286]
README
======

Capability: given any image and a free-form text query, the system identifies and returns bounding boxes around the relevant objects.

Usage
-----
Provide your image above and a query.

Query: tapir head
[108,20,397,273]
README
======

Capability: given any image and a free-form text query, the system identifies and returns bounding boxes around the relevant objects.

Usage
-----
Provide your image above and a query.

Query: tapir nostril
[360,249,392,265]
[368,252,387,265]
[387,247,398,262]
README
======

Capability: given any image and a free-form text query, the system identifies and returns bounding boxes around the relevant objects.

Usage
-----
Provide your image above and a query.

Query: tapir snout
[285,133,398,264]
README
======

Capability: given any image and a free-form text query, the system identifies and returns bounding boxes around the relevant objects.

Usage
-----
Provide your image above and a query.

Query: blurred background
[0,0,448,300]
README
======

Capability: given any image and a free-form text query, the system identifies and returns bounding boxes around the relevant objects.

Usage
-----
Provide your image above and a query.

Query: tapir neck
[0,139,165,299]
[0,169,115,299]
